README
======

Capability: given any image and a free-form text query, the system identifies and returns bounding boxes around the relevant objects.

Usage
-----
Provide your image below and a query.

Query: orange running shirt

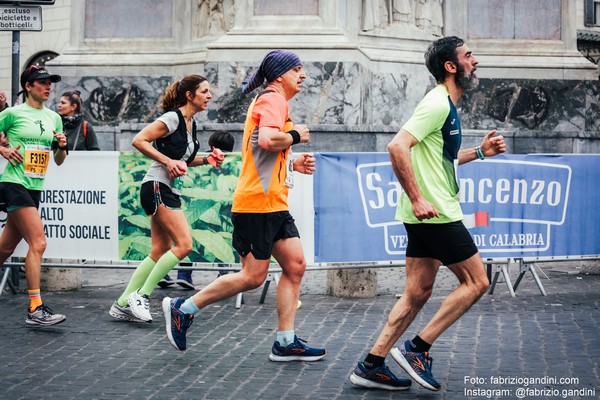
[232,90,294,213]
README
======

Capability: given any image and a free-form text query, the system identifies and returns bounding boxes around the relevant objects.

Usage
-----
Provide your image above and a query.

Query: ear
[444,61,457,74]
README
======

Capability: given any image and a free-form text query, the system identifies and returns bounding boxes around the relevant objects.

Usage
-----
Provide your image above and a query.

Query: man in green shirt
[351,36,506,391]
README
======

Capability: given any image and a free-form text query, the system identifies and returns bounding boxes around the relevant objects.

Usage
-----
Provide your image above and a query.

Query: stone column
[327,268,377,298]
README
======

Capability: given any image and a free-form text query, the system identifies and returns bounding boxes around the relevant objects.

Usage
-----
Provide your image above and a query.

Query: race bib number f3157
[24,144,51,178]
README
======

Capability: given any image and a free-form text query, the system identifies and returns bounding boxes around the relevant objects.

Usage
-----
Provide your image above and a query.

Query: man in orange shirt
[162,50,326,362]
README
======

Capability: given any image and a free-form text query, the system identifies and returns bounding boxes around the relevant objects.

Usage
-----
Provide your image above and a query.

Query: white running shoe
[109,301,146,323]
[126,290,152,322]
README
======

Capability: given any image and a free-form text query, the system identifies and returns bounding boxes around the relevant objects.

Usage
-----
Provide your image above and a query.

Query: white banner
[0,151,120,260]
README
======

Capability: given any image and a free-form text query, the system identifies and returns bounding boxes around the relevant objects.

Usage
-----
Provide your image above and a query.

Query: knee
[29,237,47,255]
[282,258,306,284]
[405,285,433,308]
[176,237,193,257]
[241,272,266,290]
[473,275,489,298]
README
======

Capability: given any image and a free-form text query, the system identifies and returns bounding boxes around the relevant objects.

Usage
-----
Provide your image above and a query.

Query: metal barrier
[1,257,571,302]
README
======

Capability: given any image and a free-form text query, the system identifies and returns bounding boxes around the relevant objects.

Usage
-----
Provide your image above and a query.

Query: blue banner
[314,153,600,263]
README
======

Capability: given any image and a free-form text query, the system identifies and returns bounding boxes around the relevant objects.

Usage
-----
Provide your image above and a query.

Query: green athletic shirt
[0,103,63,191]
[396,84,463,224]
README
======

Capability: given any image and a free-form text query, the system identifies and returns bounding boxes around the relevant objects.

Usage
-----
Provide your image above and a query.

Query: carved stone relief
[194,0,236,38]
[361,0,443,36]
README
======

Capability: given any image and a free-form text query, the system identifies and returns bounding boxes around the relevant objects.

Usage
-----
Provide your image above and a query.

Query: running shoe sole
[390,347,440,391]
[268,353,326,362]
[162,297,185,352]
[25,315,66,326]
[349,372,410,391]
[109,303,146,323]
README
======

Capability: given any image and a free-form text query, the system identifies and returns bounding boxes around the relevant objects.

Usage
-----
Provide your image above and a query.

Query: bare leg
[272,237,306,332]
[3,207,46,292]
[417,253,489,344]
[370,257,440,357]
[190,252,269,308]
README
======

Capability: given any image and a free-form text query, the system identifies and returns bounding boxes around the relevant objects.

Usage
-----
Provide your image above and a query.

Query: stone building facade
[0,0,598,153]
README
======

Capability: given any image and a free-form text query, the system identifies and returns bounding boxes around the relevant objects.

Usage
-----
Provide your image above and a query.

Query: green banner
[118,152,242,263]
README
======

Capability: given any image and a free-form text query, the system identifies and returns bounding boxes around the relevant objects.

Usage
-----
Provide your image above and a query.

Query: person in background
[56,90,100,151]
[109,74,224,323]
[162,50,326,361]
[158,130,235,290]
[0,65,69,326]
[349,36,506,392]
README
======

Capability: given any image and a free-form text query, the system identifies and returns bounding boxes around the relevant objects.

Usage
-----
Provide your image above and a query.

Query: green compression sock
[117,256,157,306]
[138,250,182,296]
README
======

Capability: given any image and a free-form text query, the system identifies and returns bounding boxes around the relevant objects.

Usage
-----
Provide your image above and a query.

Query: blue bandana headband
[242,50,302,94]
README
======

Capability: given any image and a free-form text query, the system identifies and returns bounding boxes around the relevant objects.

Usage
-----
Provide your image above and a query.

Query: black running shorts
[140,181,181,216]
[404,221,478,265]
[232,211,300,260]
[0,182,41,212]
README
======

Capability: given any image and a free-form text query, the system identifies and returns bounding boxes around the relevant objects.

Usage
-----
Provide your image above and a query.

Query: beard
[455,63,479,90]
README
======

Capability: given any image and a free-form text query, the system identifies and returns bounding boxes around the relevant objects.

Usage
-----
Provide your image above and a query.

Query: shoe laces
[37,304,55,316]
[291,336,308,348]
[141,294,150,309]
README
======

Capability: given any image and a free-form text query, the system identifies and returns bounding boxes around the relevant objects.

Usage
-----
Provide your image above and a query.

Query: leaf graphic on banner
[192,229,236,263]
[128,236,152,260]
[199,205,222,226]
[125,215,151,230]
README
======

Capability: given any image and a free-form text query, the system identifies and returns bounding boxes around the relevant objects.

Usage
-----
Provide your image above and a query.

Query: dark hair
[208,130,235,152]
[61,90,83,114]
[424,36,465,83]
[161,74,208,112]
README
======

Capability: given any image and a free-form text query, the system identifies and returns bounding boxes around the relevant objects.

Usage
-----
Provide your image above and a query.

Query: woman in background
[57,90,100,151]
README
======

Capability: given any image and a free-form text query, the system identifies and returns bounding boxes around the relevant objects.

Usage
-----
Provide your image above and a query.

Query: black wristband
[58,145,68,151]
[288,129,301,145]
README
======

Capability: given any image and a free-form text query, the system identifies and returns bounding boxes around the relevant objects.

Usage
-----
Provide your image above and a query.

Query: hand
[481,129,506,157]
[166,159,187,178]
[293,153,316,175]
[207,148,224,168]
[293,124,310,144]
[412,197,439,221]
[1,144,23,166]
[54,131,68,150]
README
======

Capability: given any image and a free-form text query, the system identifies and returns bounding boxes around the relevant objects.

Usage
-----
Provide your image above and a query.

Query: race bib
[284,150,294,188]
[24,144,51,178]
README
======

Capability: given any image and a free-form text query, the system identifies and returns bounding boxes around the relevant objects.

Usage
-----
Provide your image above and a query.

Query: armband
[288,130,301,145]
[475,146,485,160]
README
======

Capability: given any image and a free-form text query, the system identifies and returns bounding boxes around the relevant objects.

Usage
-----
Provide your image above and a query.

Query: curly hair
[161,74,208,112]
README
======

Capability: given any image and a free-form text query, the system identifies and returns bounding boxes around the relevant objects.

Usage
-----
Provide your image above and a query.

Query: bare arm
[387,129,439,221]
[458,129,506,165]
[132,120,187,178]
[257,124,310,152]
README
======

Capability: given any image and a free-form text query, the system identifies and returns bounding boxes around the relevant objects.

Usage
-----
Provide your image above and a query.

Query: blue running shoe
[162,297,194,352]
[390,340,441,391]
[350,361,412,391]
[268,336,326,362]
